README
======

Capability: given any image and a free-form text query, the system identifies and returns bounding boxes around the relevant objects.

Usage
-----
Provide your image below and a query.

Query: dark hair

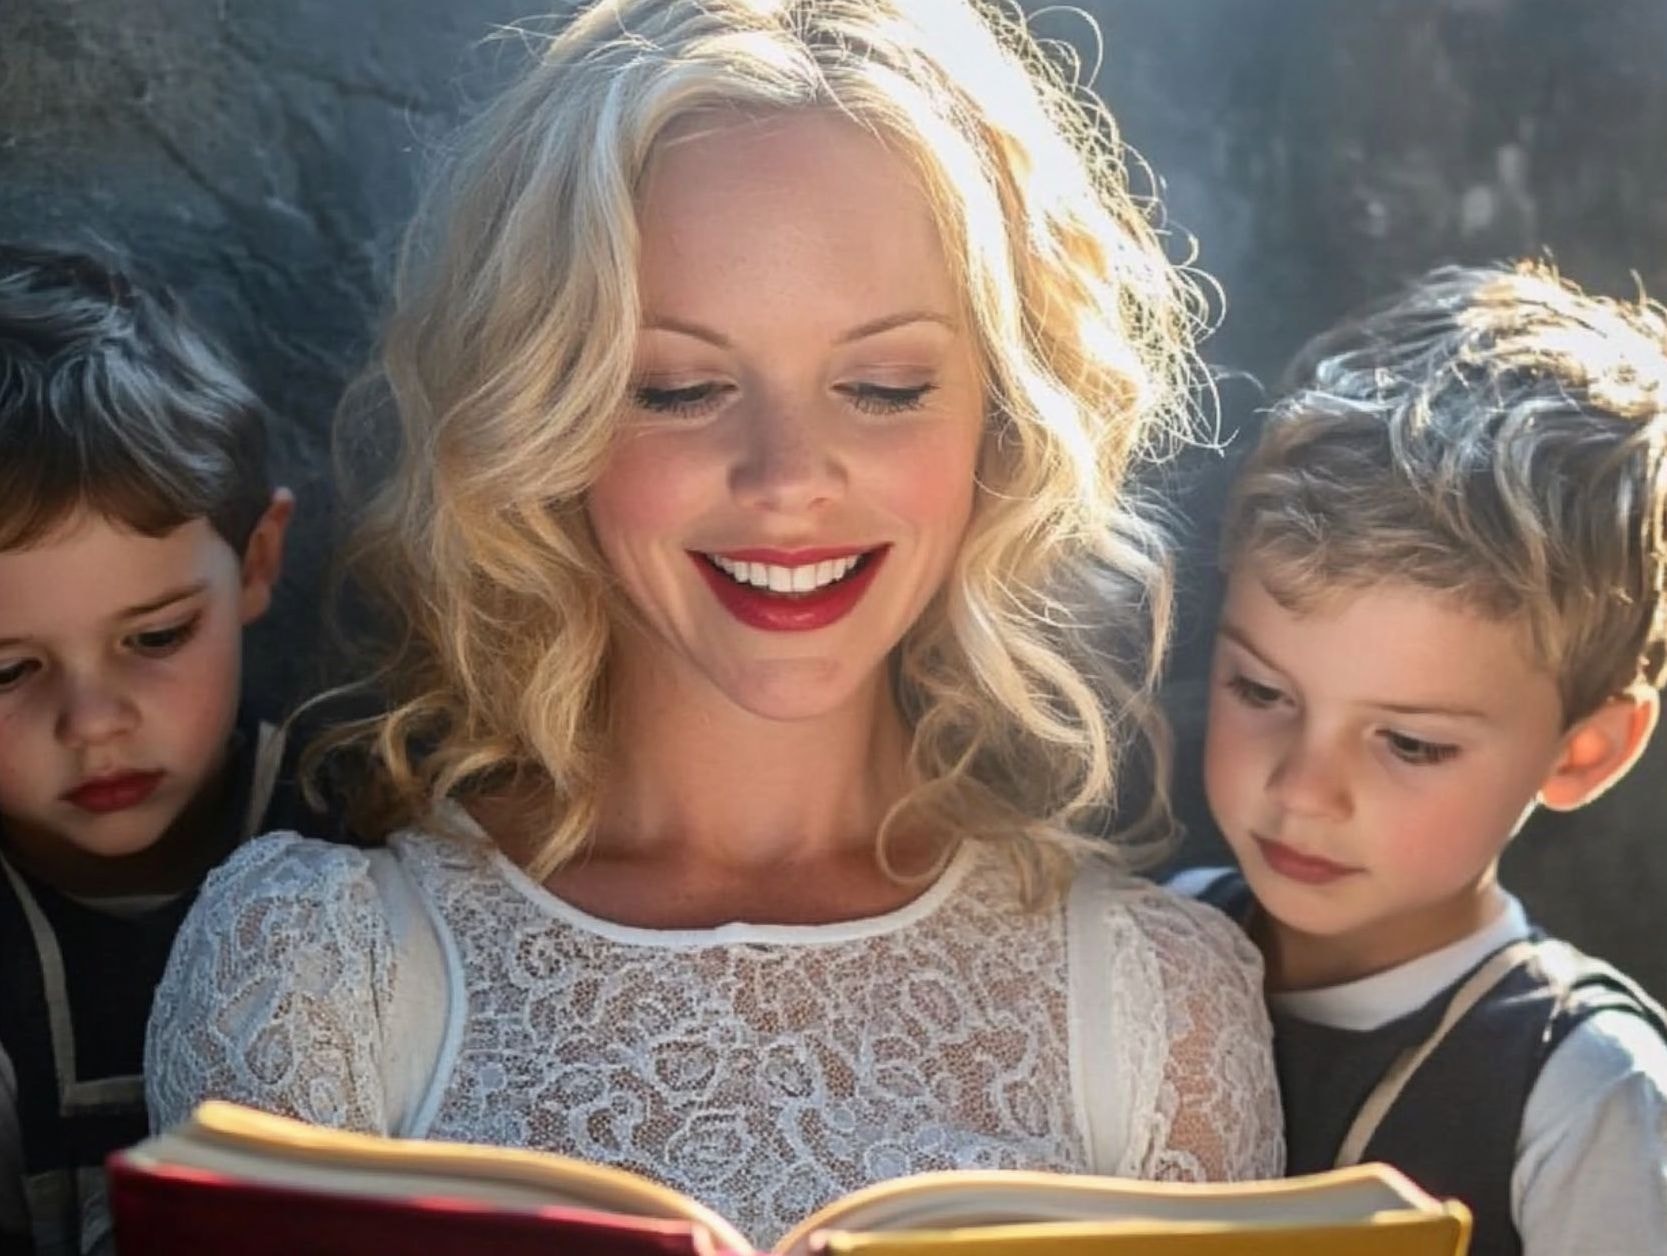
[0,242,272,554]
[1226,261,1667,722]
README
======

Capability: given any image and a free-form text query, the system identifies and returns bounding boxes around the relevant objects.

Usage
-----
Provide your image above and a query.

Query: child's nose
[56,673,140,747]
[1267,735,1353,821]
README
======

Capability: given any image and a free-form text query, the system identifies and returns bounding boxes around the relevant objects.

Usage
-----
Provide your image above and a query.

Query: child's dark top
[0,712,336,1255]
[1174,867,1667,1256]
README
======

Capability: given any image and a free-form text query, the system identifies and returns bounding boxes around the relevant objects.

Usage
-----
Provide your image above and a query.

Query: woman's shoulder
[198,830,389,915]
[1068,855,1264,980]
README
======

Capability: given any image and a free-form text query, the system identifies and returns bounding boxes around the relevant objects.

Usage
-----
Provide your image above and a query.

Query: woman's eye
[632,381,731,418]
[126,617,200,658]
[0,659,39,692]
[1226,674,1284,709]
[1383,730,1460,766]
[841,382,937,416]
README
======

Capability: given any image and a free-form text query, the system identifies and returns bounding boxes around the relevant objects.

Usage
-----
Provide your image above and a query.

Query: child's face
[1203,567,1572,979]
[0,510,279,872]
[586,109,985,723]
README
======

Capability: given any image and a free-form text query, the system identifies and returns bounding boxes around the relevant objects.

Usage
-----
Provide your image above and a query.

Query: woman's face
[587,109,985,723]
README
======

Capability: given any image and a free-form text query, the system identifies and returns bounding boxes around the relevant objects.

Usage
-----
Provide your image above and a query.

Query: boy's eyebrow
[1217,622,1283,674]
[118,582,210,620]
[1220,622,1492,721]
[0,582,211,649]
[1368,699,1492,722]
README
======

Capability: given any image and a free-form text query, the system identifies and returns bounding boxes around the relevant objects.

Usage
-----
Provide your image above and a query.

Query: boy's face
[0,506,285,876]
[1203,567,1572,983]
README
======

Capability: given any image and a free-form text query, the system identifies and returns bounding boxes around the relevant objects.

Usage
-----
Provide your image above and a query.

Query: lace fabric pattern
[404,831,1084,1247]
[1094,883,1285,1182]
[145,829,1282,1249]
[145,837,395,1134]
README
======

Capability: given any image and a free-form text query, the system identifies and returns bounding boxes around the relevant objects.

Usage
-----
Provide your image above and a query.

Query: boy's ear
[239,487,295,625]
[1538,684,1660,812]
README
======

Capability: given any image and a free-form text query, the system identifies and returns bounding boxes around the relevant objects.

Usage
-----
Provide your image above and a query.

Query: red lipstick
[63,771,164,814]
[693,546,888,632]
[1255,836,1360,886]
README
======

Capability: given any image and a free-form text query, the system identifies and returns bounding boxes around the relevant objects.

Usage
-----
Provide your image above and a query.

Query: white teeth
[707,553,864,594]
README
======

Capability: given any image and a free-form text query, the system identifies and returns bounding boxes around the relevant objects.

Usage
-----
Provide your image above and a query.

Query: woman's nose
[728,401,847,515]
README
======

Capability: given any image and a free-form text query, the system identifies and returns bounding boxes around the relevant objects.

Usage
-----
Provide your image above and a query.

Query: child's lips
[1254,834,1360,885]
[62,771,165,814]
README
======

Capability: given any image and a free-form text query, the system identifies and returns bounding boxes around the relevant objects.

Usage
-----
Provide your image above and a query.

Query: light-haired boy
[0,243,306,1254]
[1174,262,1667,1256]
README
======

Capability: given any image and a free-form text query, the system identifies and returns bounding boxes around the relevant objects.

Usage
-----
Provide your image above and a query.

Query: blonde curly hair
[323,0,1211,895]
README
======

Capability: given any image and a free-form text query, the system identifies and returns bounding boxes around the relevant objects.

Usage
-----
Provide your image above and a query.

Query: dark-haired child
[0,244,302,1253]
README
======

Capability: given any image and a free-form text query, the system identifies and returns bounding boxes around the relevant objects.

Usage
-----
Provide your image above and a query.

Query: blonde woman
[146,0,1282,1241]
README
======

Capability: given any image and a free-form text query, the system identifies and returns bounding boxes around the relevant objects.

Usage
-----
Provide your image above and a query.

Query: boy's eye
[1226,673,1285,709]
[0,659,39,692]
[125,616,200,658]
[1382,730,1460,766]
[840,382,937,416]
[632,381,731,418]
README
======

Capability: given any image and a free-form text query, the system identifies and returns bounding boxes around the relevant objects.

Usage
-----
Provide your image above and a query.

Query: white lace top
[145,819,1282,1248]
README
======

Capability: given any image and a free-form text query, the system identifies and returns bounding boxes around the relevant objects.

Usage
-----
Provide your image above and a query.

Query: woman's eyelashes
[633,380,732,418]
[630,378,938,419]
[839,381,937,415]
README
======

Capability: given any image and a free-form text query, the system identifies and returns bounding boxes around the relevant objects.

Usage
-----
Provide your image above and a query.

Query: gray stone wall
[2,0,1663,994]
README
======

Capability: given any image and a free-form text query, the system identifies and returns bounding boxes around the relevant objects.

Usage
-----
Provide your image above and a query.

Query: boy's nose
[56,675,140,747]
[729,403,846,515]
[1267,736,1353,821]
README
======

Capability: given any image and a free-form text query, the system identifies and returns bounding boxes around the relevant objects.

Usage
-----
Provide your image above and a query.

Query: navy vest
[1195,869,1667,1256]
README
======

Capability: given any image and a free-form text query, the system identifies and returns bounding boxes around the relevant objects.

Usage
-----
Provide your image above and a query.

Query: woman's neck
[591,651,916,872]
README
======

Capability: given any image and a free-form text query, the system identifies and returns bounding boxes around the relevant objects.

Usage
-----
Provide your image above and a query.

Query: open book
[109,1101,1471,1256]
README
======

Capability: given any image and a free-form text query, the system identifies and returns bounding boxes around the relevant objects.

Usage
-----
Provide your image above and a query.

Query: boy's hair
[1226,261,1667,723]
[0,242,272,554]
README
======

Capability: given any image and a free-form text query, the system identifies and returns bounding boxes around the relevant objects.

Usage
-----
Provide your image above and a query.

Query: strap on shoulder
[1333,939,1539,1168]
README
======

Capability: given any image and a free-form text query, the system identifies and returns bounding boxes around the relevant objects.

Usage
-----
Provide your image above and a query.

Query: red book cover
[107,1157,728,1256]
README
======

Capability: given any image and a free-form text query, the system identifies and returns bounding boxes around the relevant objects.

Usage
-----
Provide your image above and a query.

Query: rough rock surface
[2,0,1663,995]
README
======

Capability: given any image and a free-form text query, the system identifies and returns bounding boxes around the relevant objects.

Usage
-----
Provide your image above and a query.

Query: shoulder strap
[1333,939,1539,1168]
[240,720,288,841]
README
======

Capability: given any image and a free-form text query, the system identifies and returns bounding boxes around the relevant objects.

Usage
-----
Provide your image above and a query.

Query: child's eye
[632,381,732,418]
[1382,730,1460,766]
[839,382,937,416]
[0,658,39,692]
[1225,673,1285,709]
[125,616,200,658]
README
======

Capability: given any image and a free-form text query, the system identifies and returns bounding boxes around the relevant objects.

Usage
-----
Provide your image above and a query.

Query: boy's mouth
[63,771,164,814]
[1254,835,1361,885]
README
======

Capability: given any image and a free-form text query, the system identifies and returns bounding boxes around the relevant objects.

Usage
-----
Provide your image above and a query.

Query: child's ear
[1538,684,1660,812]
[239,487,295,625]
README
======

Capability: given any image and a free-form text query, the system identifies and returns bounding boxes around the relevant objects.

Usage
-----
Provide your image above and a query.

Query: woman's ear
[239,487,295,625]
[1538,684,1660,812]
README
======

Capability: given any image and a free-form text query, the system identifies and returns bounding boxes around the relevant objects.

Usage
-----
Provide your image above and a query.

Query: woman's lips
[694,546,888,632]
[62,771,164,814]
[1254,835,1360,886]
